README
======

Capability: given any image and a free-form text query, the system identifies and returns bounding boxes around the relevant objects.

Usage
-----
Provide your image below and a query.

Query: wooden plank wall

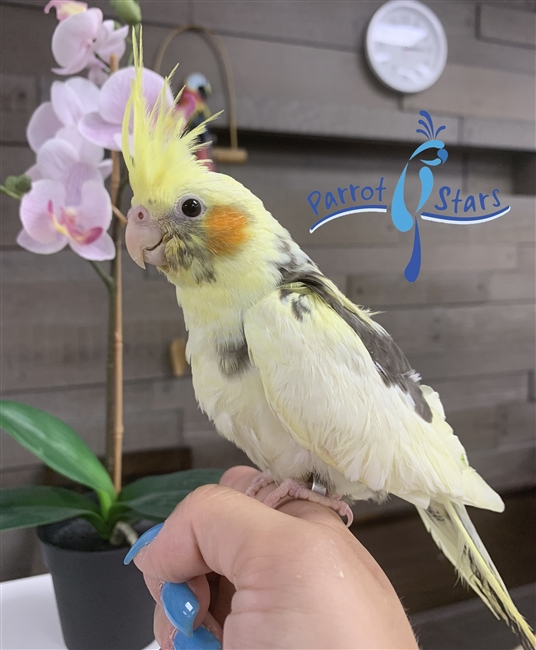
[1,0,535,580]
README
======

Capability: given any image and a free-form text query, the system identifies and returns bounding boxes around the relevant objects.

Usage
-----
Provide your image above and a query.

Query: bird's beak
[125,205,166,269]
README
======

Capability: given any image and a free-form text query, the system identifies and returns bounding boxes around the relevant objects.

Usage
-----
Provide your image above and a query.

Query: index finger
[132,484,307,587]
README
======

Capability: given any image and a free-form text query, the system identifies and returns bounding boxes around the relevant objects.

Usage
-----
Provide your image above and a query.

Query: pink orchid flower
[51,7,128,78]
[18,175,114,260]
[26,78,111,181]
[80,66,174,151]
[27,136,111,187]
[26,130,112,185]
[27,77,99,150]
[45,0,88,22]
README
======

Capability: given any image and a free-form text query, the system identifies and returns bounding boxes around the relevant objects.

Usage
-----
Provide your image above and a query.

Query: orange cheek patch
[204,206,250,255]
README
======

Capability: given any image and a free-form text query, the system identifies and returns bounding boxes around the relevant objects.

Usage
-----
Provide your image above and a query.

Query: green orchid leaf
[105,501,132,526]
[0,486,105,532]
[116,490,194,521]
[0,401,116,513]
[118,469,224,503]
[116,469,224,522]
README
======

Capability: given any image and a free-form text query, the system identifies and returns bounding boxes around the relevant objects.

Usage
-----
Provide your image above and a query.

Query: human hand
[125,466,418,649]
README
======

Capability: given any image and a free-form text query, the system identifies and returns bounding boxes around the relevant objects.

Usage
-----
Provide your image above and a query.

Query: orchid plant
[0,0,221,544]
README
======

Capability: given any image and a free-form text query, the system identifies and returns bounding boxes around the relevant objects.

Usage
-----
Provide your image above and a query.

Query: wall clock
[366,0,448,93]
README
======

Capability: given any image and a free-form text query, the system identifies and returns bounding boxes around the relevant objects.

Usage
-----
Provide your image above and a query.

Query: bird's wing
[243,273,503,512]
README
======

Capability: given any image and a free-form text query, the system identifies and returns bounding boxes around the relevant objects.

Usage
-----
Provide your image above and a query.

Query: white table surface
[1,574,158,650]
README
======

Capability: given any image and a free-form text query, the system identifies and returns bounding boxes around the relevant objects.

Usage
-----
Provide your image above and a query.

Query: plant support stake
[105,53,125,494]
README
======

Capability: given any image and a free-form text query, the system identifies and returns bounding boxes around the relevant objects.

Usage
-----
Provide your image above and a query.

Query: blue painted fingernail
[162,582,200,638]
[173,626,221,650]
[124,523,164,565]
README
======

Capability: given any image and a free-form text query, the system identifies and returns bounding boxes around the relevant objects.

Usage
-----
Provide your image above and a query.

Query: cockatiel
[123,35,535,650]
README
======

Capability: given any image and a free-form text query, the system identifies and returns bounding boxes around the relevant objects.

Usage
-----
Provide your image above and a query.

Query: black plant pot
[37,518,155,650]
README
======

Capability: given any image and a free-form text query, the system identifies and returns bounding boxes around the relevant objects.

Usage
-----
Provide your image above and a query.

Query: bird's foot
[245,470,276,498]
[262,478,354,527]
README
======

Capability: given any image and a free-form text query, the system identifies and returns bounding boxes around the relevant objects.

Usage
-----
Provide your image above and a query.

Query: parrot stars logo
[307,110,510,282]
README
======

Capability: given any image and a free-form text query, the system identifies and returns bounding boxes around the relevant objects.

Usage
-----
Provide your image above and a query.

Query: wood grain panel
[403,64,536,122]
[448,401,535,455]
[499,401,536,447]
[234,95,460,144]
[192,0,379,50]
[348,271,490,307]
[0,316,188,391]
[434,373,529,413]
[149,27,396,108]
[1,3,533,150]
[0,74,37,144]
[307,244,517,276]
[451,407,500,452]
[479,4,536,49]
[375,303,535,357]
[472,442,536,491]
[433,1,536,74]
[348,265,534,306]
[432,303,535,351]
[192,1,536,76]
[375,304,535,356]
[21,0,190,24]
[489,271,536,301]
[518,244,536,270]
[0,247,153,283]
[1,280,180,324]
[409,344,535,382]
[462,116,536,151]
[141,24,461,143]
[0,4,56,76]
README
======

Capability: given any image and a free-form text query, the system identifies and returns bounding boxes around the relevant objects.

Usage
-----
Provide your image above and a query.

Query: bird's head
[123,34,273,288]
[184,72,212,100]
[409,139,448,167]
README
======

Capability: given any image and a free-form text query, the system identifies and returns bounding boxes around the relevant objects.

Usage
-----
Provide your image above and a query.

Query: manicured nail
[173,626,221,650]
[162,582,200,638]
[124,523,164,564]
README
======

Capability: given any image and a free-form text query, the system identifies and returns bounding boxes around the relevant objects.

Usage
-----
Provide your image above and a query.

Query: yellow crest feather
[122,29,220,214]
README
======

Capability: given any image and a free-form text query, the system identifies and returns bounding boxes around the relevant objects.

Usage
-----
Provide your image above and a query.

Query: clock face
[366,0,448,93]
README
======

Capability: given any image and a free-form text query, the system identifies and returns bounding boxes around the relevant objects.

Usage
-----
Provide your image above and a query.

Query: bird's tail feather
[416,500,535,650]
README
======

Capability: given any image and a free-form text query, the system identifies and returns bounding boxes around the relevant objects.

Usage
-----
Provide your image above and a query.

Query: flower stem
[94,52,111,71]
[0,185,22,200]
[89,261,114,290]
[110,521,139,547]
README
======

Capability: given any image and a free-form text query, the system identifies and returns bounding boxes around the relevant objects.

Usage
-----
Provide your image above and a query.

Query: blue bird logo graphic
[308,110,509,282]
[391,110,448,282]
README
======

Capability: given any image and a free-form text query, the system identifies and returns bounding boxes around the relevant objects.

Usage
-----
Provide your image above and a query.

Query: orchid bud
[110,0,141,26]
[4,174,32,197]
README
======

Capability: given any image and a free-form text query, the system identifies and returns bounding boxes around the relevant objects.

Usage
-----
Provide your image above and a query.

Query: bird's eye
[180,197,204,219]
